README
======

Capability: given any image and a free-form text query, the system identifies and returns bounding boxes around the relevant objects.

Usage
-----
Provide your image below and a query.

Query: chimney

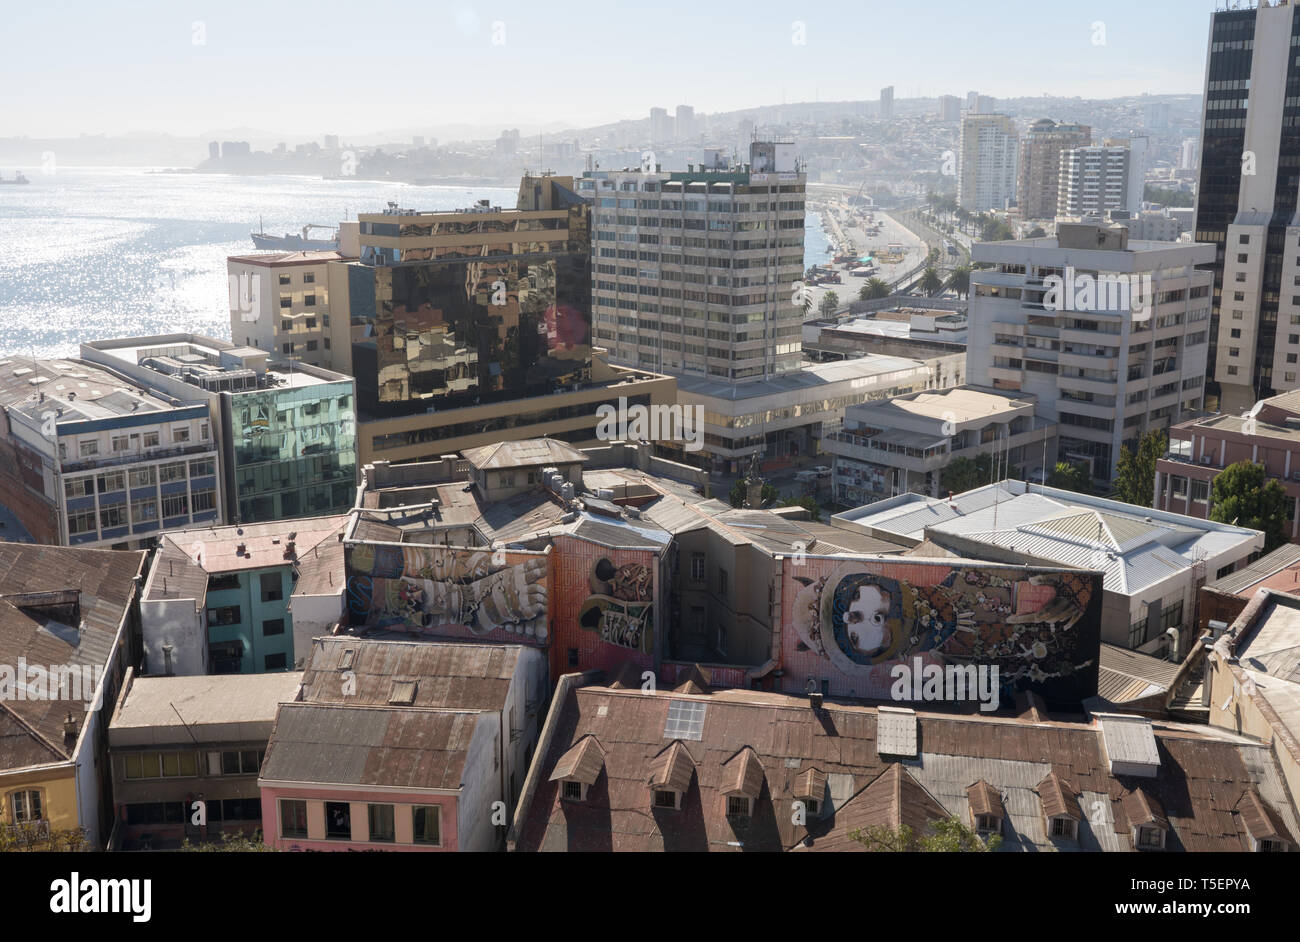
[63,712,79,744]
[809,691,824,712]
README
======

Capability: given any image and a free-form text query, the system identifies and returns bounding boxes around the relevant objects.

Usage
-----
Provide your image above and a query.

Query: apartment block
[0,356,221,548]
[957,114,1018,212]
[1017,119,1091,220]
[227,250,350,371]
[968,223,1214,482]
[1057,144,1135,217]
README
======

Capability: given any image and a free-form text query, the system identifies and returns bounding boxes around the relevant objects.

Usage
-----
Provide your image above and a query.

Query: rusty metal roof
[967,779,1005,819]
[550,735,605,786]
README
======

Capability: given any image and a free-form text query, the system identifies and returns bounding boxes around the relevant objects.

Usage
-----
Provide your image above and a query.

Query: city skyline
[4,0,1218,138]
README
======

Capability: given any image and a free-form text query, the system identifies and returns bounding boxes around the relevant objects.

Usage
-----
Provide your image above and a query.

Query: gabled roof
[811,764,949,850]
[462,438,588,470]
[1236,787,1294,845]
[722,747,765,798]
[550,735,606,786]
[795,767,827,801]
[648,740,695,793]
[1037,772,1081,820]
[1122,788,1169,831]
[967,780,1005,820]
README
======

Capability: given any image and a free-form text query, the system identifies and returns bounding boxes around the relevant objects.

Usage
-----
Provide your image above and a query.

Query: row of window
[123,749,266,780]
[66,424,208,460]
[279,799,441,845]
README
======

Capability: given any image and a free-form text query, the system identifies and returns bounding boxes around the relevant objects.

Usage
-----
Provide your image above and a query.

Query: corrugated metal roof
[1208,543,1300,595]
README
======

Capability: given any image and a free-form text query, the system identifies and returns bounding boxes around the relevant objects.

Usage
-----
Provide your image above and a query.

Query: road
[803,202,929,315]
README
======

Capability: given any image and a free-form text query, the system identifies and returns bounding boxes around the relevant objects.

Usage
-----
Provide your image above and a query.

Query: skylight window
[663,700,707,741]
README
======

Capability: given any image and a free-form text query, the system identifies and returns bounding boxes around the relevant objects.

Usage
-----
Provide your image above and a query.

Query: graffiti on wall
[783,558,1102,705]
[578,556,654,652]
[346,542,549,640]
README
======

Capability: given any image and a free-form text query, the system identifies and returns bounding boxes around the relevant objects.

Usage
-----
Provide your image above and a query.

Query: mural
[550,535,660,680]
[346,542,549,641]
[781,557,1102,706]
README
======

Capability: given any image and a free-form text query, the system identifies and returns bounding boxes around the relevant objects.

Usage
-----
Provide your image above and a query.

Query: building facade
[1017,119,1091,220]
[1057,144,1135,218]
[958,114,1018,212]
[227,250,350,371]
[968,223,1214,482]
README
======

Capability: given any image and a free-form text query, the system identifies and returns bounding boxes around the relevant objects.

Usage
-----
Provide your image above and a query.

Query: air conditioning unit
[1200,456,1213,466]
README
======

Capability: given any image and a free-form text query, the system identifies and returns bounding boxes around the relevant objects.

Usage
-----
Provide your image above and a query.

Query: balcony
[62,442,217,474]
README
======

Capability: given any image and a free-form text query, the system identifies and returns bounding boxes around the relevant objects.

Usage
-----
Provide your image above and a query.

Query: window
[325,801,351,839]
[260,572,283,602]
[265,653,287,670]
[306,340,318,352]
[567,648,579,667]
[1258,838,1286,853]
[690,553,705,581]
[207,750,263,775]
[172,427,191,443]
[125,752,194,778]
[200,422,209,441]
[280,799,308,839]
[367,804,395,843]
[192,489,216,514]
[283,343,293,355]
[1137,826,1164,849]
[159,461,187,483]
[563,781,584,801]
[726,795,751,817]
[804,798,820,816]
[129,467,156,488]
[654,790,678,809]
[1050,817,1077,839]
[977,814,999,834]
[111,435,130,453]
[413,806,441,845]
[208,573,240,592]
[718,568,728,597]
[98,472,126,495]
[206,605,241,626]
[262,618,285,636]
[303,272,315,284]
[142,431,159,448]
[189,458,214,477]
[10,790,42,822]
[64,477,93,499]
[162,494,189,518]
[1129,611,1149,648]
[78,440,98,457]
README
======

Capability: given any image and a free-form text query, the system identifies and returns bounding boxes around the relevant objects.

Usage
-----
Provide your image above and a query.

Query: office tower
[880,86,895,121]
[958,114,1018,212]
[1117,136,1149,215]
[1017,119,1092,220]
[968,223,1213,482]
[1181,138,1199,171]
[584,141,805,384]
[1194,1,1300,411]
[650,107,673,145]
[325,175,675,466]
[675,104,695,141]
[938,95,962,122]
[1058,144,1134,217]
[1144,102,1171,130]
[966,91,979,111]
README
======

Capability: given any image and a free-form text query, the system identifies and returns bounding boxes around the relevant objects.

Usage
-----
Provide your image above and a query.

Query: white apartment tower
[958,113,1018,212]
[1057,145,1133,217]
[967,223,1215,482]
[580,141,806,385]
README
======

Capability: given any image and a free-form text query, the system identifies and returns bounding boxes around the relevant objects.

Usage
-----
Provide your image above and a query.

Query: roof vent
[876,706,918,758]
[1097,713,1160,778]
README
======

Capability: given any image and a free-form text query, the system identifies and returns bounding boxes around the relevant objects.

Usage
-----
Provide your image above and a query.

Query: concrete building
[822,386,1057,504]
[81,335,357,524]
[1017,119,1091,220]
[1155,388,1300,542]
[674,105,695,141]
[650,107,673,145]
[968,223,1214,482]
[938,95,962,122]
[835,480,1263,657]
[259,637,548,851]
[957,114,1018,212]
[227,250,350,371]
[328,176,678,466]
[1057,144,1136,217]
[879,86,895,121]
[1193,1,1300,411]
[0,543,147,849]
[106,670,302,849]
[0,355,222,549]
[1109,209,1187,244]
[511,676,1298,852]
[580,141,807,386]
[140,515,349,676]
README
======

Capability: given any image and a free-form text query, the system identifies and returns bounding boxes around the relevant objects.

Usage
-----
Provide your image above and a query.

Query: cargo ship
[250,221,338,251]
[0,172,29,185]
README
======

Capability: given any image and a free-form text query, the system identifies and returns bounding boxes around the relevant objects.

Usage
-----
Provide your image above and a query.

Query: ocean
[0,168,826,357]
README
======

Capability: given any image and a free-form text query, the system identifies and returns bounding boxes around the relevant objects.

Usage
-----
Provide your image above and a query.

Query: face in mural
[790,561,1098,694]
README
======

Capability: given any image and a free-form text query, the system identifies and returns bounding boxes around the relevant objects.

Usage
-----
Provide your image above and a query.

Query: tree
[1027,226,1047,239]
[918,267,943,296]
[1144,184,1194,208]
[980,218,1016,242]
[181,831,277,851]
[951,265,971,299]
[729,479,778,509]
[859,277,890,301]
[1111,430,1168,508]
[1210,461,1289,552]
[850,817,1001,852]
[942,454,1021,495]
[0,822,90,852]
[818,291,840,317]
[781,495,822,521]
[1049,461,1093,495]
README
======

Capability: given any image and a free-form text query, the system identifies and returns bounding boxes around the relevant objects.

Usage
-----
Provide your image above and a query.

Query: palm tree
[951,265,971,299]
[918,267,943,296]
[818,291,840,318]
[859,278,890,301]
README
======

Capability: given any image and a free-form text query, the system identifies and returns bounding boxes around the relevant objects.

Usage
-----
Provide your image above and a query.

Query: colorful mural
[346,542,549,641]
[781,557,1102,705]
[549,535,660,680]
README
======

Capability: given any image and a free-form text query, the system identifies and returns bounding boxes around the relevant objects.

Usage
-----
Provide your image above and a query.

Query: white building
[833,480,1263,657]
[958,114,1018,212]
[967,223,1214,482]
[1058,145,1136,217]
[227,250,348,371]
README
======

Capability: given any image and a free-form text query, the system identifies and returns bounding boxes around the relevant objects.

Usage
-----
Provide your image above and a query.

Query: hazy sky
[3,0,1215,138]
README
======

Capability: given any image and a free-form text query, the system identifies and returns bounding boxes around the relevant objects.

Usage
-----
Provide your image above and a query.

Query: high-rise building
[1180,138,1199,172]
[1144,102,1171,130]
[675,105,695,141]
[1193,1,1300,412]
[1017,119,1092,220]
[323,134,339,150]
[967,223,1213,482]
[650,107,673,145]
[938,95,962,122]
[1057,144,1134,217]
[582,142,806,385]
[497,128,521,155]
[227,250,350,371]
[958,114,1018,212]
[326,176,676,465]
[879,86,895,121]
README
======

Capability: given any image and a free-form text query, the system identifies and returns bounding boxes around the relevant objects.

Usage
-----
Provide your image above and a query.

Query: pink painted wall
[259,786,459,852]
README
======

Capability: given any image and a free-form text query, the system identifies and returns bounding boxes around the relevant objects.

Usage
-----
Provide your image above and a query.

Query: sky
[1,0,1218,139]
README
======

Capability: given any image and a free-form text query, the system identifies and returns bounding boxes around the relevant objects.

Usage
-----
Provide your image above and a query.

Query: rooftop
[835,481,1263,596]
[110,671,303,732]
[847,385,1035,426]
[0,356,183,429]
[1225,593,1300,757]
[675,355,927,404]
